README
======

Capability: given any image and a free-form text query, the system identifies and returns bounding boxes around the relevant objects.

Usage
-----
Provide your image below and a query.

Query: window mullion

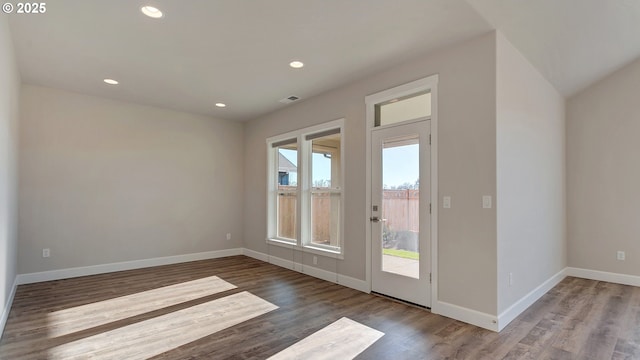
[299,135,310,247]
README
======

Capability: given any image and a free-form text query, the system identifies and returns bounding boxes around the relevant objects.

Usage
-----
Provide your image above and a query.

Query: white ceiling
[7,1,640,121]
[468,0,640,96]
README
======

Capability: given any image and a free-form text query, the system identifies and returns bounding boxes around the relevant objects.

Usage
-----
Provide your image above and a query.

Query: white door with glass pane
[371,120,430,307]
[366,76,436,308]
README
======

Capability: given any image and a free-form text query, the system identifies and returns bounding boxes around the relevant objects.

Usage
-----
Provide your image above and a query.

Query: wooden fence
[277,188,419,242]
[382,189,419,232]
[276,190,297,240]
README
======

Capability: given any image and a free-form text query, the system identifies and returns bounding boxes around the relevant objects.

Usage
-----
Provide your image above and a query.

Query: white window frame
[266,118,345,259]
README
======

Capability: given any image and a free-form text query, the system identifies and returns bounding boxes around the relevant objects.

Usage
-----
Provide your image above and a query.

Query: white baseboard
[431,300,498,332]
[566,267,640,287]
[242,248,269,263]
[336,273,370,293]
[19,247,636,335]
[0,277,18,339]
[432,268,569,332]
[15,247,367,293]
[269,255,296,271]
[242,248,369,293]
[497,268,567,331]
[16,248,243,285]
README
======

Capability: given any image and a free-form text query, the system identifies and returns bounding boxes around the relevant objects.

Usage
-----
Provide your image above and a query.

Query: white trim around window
[266,118,345,259]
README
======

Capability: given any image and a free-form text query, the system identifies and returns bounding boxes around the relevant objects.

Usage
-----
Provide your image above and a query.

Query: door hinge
[429,203,432,213]
[430,273,432,283]
[429,134,431,145]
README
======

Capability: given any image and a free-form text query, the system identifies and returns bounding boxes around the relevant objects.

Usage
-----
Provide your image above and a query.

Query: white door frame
[364,74,439,308]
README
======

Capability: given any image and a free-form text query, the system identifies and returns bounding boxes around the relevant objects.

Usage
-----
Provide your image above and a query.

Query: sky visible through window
[280,145,419,188]
[279,149,332,187]
[312,153,331,187]
[279,149,298,185]
[383,144,419,189]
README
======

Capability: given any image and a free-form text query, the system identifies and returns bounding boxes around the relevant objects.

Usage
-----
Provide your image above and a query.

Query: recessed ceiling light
[215,103,226,108]
[103,79,119,85]
[141,5,163,18]
[289,61,304,69]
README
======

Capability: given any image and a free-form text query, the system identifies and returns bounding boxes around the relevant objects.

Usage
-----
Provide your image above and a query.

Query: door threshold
[371,292,431,311]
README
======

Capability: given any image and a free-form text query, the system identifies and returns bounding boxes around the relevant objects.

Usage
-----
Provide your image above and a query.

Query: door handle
[370,217,387,223]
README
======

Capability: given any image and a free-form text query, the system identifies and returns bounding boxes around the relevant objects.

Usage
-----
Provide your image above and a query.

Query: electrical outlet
[226,233,232,241]
[509,272,513,287]
[313,256,318,265]
[42,248,50,258]
[617,251,625,261]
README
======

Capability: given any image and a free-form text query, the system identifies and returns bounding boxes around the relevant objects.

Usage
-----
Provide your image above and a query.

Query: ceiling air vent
[279,95,300,104]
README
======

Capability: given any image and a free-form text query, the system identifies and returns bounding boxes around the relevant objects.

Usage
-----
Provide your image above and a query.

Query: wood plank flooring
[1,256,639,359]
[267,317,383,359]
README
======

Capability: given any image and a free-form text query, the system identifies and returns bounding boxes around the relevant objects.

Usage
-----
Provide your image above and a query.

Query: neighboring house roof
[278,153,297,173]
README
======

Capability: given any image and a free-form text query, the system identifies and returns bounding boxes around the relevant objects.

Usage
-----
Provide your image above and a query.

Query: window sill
[266,238,344,260]
[266,237,296,248]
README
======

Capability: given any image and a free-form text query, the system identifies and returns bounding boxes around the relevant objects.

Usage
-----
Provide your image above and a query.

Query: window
[375,91,431,127]
[308,129,341,249]
[267,119,344,256]
[275,140,297,241]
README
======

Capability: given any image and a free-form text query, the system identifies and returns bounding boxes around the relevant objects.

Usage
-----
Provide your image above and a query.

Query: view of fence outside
[310,192,339,246]
[382,189,419,232]
[277,190,335,245]
[277,189,419,246]
[277,187,296,240]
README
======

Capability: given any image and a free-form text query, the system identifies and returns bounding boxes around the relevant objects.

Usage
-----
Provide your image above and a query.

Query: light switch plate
[443,196,451,209]
[482,195,492,209]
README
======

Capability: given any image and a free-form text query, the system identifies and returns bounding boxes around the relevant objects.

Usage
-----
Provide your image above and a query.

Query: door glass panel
[381,135,419,278]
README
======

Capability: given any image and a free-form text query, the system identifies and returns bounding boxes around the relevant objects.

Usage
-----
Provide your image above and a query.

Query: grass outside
[382,248,419,260]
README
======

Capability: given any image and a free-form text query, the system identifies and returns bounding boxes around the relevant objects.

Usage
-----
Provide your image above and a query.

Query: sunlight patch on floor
[46,291,278,359]
[46,275,236,337]
[267,317,384,360]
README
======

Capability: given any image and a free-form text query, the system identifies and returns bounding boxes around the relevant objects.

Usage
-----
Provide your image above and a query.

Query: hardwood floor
[1,256,639,359]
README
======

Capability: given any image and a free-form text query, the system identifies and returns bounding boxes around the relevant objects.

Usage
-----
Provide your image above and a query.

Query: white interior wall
[0,15,20,332]
[567,57,640,277]
[495,33,566,315]
[17,85,244,274]
[244,32,499,317]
